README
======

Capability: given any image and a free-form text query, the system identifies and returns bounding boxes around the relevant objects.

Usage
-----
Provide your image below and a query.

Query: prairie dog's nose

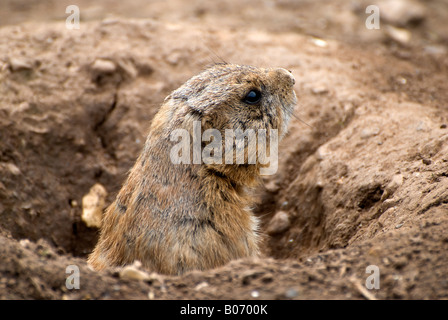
[275,68,296,87]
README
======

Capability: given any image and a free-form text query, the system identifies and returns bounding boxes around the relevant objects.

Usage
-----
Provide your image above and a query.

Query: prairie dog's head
[159,64,297,176]
[166,63,296,138]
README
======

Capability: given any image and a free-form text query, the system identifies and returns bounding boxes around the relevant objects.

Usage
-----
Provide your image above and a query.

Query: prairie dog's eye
[243,90,262,105]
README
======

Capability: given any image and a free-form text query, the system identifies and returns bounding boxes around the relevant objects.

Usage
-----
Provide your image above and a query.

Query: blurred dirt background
[0,0,447,300]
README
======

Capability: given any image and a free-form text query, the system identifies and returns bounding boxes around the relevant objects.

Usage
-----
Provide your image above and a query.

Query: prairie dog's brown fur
[88,64,296,275]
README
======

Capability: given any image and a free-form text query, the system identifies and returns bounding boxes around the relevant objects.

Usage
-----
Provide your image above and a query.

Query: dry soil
[0,0,447,300]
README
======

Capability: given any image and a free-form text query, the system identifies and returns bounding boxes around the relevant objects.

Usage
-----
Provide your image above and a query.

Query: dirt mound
[1,0,447,300]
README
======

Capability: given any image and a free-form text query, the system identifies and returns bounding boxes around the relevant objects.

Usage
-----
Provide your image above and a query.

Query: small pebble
[424,45,447,56]
[266,211,290,235]
[19,239,32,248]
[260,273,274,284]
[9,57,33,71]
[360,127,380,139]
[379,0,426,27]
[311,86,329,95]
[285,288,299,299]
[251,290,260,298]
[397,76,407,85]
[385,26,411,45]
[91,59,116,74]
[2,162,21,176]
[82,183,107,228]
[194,282,209,291]
[311,37,327,48]
[70,200,78,208]
[119,266,150,281]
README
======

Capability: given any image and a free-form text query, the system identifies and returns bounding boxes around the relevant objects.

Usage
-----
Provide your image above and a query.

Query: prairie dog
[88,64,296,275]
